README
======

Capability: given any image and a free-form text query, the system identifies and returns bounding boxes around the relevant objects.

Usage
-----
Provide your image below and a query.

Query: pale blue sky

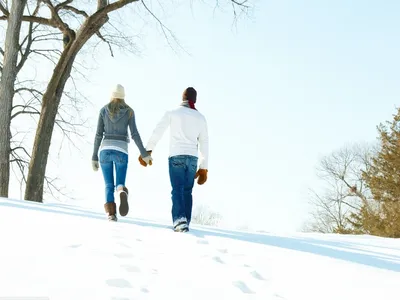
[8,0,400,231]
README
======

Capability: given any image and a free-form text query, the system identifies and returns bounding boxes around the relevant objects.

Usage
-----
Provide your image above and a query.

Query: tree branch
[61,5,88,18]
[0,48,3,73]
[60,4,115,56]
[0,2,9,17]
[231,0,249,7]
[42,0,70,33]
[55,0,74,11]
[16,1,42,73]
[10,146,32,158]
[11,110,40,120]
[98,0,140,15]
[0,15,56,27]
[14,87,44,96]
[17,22,35,74]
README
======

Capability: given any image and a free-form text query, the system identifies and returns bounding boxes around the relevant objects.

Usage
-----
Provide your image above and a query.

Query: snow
[1,197,400,300]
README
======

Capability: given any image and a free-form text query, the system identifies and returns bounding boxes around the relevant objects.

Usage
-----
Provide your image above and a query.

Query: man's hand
[195,169,208,185]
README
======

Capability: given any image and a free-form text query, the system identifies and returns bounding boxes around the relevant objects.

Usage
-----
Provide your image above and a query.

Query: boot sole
[119,191,129,217]
[173,221,189,232]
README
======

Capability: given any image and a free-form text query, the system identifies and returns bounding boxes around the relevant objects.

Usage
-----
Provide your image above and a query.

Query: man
[139,87,209,232]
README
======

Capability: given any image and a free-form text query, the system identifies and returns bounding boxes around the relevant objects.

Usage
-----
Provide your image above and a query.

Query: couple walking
[91,84,209,232]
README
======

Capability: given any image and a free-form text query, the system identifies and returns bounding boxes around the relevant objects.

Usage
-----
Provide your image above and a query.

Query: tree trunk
[24,54,76,202]
[24,16,108,202]
[0,0,27,197]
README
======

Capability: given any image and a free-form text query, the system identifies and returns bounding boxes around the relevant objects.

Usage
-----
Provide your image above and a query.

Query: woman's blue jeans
[100,149,128,203]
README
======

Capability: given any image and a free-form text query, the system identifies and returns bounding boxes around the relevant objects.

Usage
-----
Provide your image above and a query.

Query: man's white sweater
[146,106,209,169]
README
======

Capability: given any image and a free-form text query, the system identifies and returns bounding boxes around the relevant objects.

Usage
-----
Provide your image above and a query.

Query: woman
[92,84,152,221]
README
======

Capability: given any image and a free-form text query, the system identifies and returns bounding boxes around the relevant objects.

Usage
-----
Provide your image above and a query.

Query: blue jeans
[168,155,198,225]
[100,149,128,203]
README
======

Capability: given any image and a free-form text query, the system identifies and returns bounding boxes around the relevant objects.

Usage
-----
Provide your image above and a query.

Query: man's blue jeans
[100,149,128,203]
[168,155,198,225]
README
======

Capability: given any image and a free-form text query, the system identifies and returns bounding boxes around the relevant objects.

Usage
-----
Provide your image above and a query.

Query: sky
[6,0,400,232]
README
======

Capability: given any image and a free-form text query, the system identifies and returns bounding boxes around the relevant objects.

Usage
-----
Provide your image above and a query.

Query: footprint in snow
[114,253,134,259]
[243,264,251,268]
[250,270,265,281]
[217,248,228,254]
[233,253,245,257]
[232,281,255,294]
[121,264,141,273]
[106,278,132,288]
[117,242,131,249]
[111,298,132,300]
[67,244,82,248]
[212,256,225,264]
[113,235,123,240]
[141,287,150,293]
[136,238,142,242]
[197,239,209,245]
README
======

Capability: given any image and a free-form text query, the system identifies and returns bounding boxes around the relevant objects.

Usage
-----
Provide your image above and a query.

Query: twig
[141,0,188,56]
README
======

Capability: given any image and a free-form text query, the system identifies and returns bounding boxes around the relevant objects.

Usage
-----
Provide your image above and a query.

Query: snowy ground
[1,197,400,300]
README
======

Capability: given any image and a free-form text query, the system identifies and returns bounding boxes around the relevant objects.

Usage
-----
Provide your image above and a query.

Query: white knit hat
[111,84,125,99]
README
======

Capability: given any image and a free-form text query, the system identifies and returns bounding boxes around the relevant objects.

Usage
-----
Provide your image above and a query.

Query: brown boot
[104,202,117,221]
[118,186,129,217]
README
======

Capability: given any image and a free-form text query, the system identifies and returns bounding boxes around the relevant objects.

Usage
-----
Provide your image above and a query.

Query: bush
[191,204,222,226]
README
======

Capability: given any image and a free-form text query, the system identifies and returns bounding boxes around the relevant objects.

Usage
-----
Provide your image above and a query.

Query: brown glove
[195,169,208,185]
[138,150,152,167]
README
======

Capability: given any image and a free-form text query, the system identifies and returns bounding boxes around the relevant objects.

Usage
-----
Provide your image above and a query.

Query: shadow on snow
[1,198,400,273]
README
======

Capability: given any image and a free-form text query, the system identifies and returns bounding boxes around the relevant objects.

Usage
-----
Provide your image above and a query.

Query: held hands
[137,150,208,185]
[195,169,208,185]
[138,151,153,167]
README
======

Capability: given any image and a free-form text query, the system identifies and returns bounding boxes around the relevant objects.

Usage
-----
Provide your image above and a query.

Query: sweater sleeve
[128,110,149,158]
[146,111,170,151]
[92,111,104,161]
[198,117,209,169]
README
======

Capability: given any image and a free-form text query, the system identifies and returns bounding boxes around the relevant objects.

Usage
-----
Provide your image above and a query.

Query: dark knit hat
[182,87,197,103]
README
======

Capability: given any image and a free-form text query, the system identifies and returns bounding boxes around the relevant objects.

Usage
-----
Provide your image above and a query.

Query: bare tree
[0,4,89,201]
[304,142,377,234]
[191,204,222,226]
[0,0,27,197]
